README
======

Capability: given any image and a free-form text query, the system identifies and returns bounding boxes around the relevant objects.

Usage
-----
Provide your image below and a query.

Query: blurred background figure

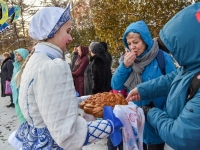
[100,42,112,67]
[84,42,112,95]
[71,43,79,70]
[10,48,29,123]
[1,52,14,108]
[65,53,72,68]
[9,50,15,61]
[72,46,89,96]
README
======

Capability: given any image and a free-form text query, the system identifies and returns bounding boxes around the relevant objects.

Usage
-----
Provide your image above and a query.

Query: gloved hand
[103,106,123,147]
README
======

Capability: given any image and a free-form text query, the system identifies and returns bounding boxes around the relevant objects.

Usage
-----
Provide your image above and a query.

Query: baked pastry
[79,101,86,109]
[93,107,103,118]
[80,92,128,118]
[83,104,95,114]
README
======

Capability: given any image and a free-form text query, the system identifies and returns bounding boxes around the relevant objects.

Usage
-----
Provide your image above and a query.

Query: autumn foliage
[89,0,197,56]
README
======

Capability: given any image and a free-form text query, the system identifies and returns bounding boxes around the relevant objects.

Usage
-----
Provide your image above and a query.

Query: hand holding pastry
[123,51,136,68]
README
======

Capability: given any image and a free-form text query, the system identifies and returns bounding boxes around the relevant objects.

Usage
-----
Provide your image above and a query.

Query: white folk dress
[15,43,88,150]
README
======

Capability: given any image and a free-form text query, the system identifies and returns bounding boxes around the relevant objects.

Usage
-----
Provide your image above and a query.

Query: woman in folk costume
[8,3,123,150]
[72,46,89,96]
[10,48,29,123]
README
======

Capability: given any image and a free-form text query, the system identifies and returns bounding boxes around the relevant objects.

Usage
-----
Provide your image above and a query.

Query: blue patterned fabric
[47,4,70,39]
[84,119,113,145]
[15,121,63,150]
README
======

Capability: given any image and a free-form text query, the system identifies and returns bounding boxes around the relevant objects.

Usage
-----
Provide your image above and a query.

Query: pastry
[79,101,86,109]
[83,104,95,114]
[93,107,103,118]
[80,92,128,118]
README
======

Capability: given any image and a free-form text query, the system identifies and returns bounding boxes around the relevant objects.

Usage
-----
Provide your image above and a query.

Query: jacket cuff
[118,63,130,72]
[137,83,150,100]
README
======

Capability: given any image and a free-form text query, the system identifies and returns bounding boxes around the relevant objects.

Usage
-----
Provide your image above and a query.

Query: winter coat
[10,52,15,61]
[137,3,200,150]
[10,48,29,123]
[1,57,14,97]
[84,54,112,95]
[111,21,176,145]
[19,43,88,149]
[105,51,112,67]
[99,42,112,67]
[72,46,89,96]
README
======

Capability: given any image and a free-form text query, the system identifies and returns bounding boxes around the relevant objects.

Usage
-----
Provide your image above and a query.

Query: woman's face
[126,33,146,57]
[77,46,82,56]
[15,52,23,62]
[48,20,73,52]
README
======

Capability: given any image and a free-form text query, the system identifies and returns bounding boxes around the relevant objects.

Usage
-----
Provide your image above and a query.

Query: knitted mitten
[83,119,113,145]
[83,106,123,146]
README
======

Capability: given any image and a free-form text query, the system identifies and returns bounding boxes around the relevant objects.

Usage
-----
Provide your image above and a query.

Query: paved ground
[0,96,20,150]
[0,92,108,150]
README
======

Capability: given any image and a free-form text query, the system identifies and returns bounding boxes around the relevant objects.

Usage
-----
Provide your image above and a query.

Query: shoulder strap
[156,50,166,75]
[187,71,200,101]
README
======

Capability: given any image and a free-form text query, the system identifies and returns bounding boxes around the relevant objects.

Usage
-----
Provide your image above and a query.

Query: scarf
[124,40,159,90]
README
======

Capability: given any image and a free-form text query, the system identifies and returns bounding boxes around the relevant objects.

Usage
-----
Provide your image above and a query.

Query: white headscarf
[29,4,70,40]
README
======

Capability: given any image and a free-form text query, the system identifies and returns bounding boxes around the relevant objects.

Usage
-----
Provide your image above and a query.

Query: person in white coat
[8,3,123,150]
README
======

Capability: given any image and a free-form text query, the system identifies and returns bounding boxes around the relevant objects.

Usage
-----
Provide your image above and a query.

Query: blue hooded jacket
[11,48,29,104]
[123,20,154,53]
[111,21,176,145]
[136,3,200,149]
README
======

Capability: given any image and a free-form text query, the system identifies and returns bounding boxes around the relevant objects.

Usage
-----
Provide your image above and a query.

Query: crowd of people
[0,2,199,150]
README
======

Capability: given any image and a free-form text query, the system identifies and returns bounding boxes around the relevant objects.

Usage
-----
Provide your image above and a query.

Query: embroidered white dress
[16,43,88,150]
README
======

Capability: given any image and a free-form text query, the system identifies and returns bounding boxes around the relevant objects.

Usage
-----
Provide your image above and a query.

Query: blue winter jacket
[111,21,176,145]
[136,3,200,150]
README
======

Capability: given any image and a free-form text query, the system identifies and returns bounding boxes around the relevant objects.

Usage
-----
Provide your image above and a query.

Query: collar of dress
[34,42,64,59]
